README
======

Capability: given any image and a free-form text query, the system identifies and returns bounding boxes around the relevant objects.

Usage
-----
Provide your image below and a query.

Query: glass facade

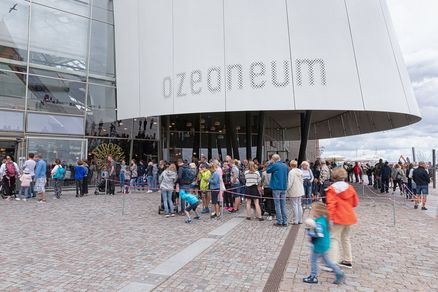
[0,0,159,175]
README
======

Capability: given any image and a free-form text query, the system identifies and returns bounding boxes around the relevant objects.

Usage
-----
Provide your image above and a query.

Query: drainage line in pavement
[262,225,300,292]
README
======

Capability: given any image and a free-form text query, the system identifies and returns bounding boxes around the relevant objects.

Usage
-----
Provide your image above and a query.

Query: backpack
[53,166,66,180]
[5,162,16,177]
[181,166,196,185]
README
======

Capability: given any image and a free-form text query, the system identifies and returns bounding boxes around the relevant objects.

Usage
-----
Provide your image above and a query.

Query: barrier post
[221,197,224,222]
[122,192,126,215]
[393,189,396,227]
[105,178,108,195]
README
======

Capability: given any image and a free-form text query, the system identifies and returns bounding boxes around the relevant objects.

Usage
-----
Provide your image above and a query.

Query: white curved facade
[114,0,421,139]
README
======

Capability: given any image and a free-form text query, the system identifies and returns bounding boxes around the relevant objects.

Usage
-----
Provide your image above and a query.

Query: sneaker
[170,213,175,217]
[267,216,273,221]
[15,198,21,201]
[185,218,192,223]
[201,208,210,214]
[414,205,418,209]
[421,206,428,210]
[246,217,251,220]
[257,217,265,222]
[303,275,318,284]
[338,261,353,269]
[194,215,200,220]
[211,213,217,219]
[23,198,27,202]
[273,223,283,227]
[228,208,235,213]
[165,214,170,218]
[333,272,345,284]
[282,223,288,227]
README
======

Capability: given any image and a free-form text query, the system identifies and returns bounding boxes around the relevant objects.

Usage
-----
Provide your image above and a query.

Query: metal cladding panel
[379,0,421,117]
[346,0,407,113]
[113,0,140,119]
[114,0,421,137]
[172,0,226,114]
[139,0,174,117]
[287,0,363,111]
[224,0,294,111]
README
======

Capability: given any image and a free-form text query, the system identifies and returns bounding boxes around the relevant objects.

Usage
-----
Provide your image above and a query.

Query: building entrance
[0,140,17,162]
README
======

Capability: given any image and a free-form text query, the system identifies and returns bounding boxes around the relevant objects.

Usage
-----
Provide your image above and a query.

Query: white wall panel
[113,0,140,120]
[172,0,225,114]
[138,0,174,117]
[287,0,363,110]
[346,0,407,114]
[379,0,421,116]
[224,0,294,111]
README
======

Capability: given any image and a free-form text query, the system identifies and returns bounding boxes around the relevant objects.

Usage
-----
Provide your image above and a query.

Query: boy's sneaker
[185,218,192,223]
[194,215,200,220]
[303,275,318,284]
[338,261,353,269]
[333,271,345,284]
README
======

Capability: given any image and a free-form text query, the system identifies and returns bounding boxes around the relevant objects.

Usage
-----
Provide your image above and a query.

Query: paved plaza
[0,185,437,291]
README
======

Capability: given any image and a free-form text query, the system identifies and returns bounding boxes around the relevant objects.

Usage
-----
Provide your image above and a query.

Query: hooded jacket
[159,169,177,191]
[326,181,359,225]
[287,168,304,198]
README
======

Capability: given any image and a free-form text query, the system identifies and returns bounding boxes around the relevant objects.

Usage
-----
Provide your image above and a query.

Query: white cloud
[321,0,438,162]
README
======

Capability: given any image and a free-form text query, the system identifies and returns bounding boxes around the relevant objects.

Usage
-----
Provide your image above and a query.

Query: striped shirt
[245,170,261,187]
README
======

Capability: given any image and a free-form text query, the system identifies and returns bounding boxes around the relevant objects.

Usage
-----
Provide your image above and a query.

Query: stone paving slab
[279,185,438,292]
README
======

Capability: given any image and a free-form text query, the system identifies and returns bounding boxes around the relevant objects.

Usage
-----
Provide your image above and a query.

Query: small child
[303,202,345,285]
[179,189,201,223]
[19,170,33,201]
[124,169,131,194]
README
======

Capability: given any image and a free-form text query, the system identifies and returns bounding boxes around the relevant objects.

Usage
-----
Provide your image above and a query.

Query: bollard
[122,192,126,215]
[105,178,108,194]
[393,189,396,227]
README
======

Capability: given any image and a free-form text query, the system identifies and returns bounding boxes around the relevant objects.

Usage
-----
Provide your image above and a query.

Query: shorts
[211,189,220,205]
[200,190,209,197]
[416,185,428,195]
[185,202,199,212]
[35,178,46,193]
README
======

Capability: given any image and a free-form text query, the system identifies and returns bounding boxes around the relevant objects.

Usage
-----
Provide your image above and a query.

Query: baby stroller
[94,171,108,195]
[158,190,178,214]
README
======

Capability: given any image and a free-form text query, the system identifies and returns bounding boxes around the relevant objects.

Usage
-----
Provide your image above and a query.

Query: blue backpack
[53,166,66,180]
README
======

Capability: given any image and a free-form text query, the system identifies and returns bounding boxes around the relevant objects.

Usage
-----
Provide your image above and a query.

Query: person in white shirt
[287,160,305,224]
[22,153,36,197]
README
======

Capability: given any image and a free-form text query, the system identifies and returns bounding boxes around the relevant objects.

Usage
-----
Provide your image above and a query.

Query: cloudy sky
[320,0,438,162]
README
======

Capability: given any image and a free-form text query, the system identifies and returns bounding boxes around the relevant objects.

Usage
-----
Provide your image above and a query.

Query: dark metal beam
[256,111,265,161]
[298,111,312,165]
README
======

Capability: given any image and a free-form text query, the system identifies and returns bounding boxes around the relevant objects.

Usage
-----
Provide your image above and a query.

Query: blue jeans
[311,250,343,277]
[273,190,287,225]
[20,187,30,199]
[136,176,144,190]
[161,190,174,214]
[303,179,312,207]
[130,177,137,190]
[147,176,156,191]
[119,173,125,190]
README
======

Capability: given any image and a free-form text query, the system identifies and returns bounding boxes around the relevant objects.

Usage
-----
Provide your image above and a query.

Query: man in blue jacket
[267,154,289,226]
[34,154,47,203]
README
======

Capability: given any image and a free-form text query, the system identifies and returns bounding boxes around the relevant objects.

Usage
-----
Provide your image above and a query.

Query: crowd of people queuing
[1,151,436,285]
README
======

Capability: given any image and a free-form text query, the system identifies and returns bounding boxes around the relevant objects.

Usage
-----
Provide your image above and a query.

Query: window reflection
[0,70,26,110]
[0,110,23,131]
[27,137,86,165]
[87,84,115,109]
[89,20,115,77]
[0,0,29,62]
[27,112,84,135]
[27,74,86,115]
[30,4,88,73]
[32,0,90,18]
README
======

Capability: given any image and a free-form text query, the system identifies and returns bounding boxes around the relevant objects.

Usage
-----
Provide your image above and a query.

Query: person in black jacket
[380,162,391,193]
[412,162,430,210]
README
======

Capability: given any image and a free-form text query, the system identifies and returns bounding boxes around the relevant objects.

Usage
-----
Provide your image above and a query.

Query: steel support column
[298,111,312,165]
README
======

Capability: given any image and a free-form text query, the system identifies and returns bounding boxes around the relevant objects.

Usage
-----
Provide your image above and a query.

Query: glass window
[0,110,23,131]
[132,117,159,140]
[29,4,89,73]
[89,21,115,77]
[32,0,90,18]
[27,112,84,135]
[27,137,87,165]
[92,0,113,11]
[27,75,86,115]
[85,109,117,137]
[91,5,113,24]
[0,70,26,110]
[0,62,27,73]
[0,0,29,62]
[87,84,115,109]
